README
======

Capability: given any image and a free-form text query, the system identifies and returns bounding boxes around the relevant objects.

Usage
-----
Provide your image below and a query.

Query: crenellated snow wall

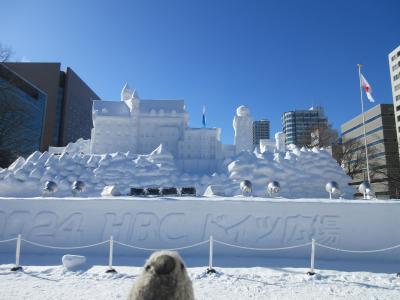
[0,143,353,198]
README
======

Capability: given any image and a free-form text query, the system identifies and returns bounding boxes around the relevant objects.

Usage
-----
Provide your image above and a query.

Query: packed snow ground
[1,255,400,300]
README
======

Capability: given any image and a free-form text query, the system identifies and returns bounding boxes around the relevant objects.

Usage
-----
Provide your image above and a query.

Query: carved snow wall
[0,197,399,262]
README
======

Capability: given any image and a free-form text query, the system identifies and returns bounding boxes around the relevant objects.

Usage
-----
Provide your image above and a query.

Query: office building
[253,119,270,145]
[389,45,400,154]
[0,64,47,167]
[4,62,100,149]
[341,104,400,199]
[282,106,328,146]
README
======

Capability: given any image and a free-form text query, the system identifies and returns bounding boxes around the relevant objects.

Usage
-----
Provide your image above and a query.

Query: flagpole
[357,64,371,183]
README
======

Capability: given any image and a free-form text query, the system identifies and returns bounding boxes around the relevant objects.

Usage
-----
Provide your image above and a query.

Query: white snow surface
[1,256,400,300]
[0,143,352,198]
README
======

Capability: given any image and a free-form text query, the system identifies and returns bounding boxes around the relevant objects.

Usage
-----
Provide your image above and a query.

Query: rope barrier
[114,240,209,251]
[0,237,17,244]
[214,239,311,251]
[2,235,400,276]
[316,242,400,253]
[21,239,109,250]
[0,237,399,254]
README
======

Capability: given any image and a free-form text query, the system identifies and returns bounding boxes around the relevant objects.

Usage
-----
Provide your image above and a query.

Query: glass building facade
[253,119,270,145]
[52,86,64,146]
[282,107,328,146]
[0,65,47,166]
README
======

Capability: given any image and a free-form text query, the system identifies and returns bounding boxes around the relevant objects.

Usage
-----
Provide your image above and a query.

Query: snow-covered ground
[1,255,400,300]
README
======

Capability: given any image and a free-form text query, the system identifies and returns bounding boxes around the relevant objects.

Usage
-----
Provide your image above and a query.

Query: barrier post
[307,238,316,276]
[206,235,216,274]
[106,236,117,273]
[11,234,23,271]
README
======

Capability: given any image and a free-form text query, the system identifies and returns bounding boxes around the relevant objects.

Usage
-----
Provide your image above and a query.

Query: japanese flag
[360,74,375,102]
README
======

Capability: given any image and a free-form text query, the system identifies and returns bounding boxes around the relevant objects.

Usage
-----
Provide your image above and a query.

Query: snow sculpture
[0,85,354,198]
[90,84,223,174]
[275,132,286,152]
[259,139,275,153]
[0,142,353,198]
[233,105,254,154]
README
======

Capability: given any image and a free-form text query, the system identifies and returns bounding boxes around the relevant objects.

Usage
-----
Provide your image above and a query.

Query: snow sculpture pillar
[275,132,286,152]
[233,105,254,154]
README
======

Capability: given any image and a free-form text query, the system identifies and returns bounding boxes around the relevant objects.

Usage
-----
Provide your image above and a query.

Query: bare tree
[309,123,339,148]
[338,138,374,179]
[339,134,393,184]
[0,43,12,63]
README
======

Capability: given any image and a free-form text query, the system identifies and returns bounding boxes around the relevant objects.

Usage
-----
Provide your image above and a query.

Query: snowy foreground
[1,256,400,300]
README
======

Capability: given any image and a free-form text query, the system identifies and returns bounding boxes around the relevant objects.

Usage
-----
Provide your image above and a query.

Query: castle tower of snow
[275,132,286,152]
[233,105,254,153]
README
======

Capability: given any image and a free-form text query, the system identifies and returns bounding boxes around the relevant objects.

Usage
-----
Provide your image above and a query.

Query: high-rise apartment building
[253,119,270,145]
[389,45,400,154]
[341,104,400,199]
[4,63,100,149]
[282,106,328,146]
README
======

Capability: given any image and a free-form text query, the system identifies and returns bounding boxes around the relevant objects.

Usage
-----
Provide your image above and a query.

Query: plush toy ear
[145,265,151,271]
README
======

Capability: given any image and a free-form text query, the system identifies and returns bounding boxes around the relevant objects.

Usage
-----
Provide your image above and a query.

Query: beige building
[389,45,400,153]
[341,104,400,199]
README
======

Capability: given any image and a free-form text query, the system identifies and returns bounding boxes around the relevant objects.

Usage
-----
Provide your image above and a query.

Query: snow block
[62,255,87,270]
[204,185,226,197]
[101,185,121,196]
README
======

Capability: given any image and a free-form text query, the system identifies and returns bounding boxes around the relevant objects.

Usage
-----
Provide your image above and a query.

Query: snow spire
[131,88,139,100]
[121,83,138,101]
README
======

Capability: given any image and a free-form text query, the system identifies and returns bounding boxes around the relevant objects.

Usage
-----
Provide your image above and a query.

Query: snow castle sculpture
[0,85,353,198]
[233,105,254,153]
[90,84,223,173]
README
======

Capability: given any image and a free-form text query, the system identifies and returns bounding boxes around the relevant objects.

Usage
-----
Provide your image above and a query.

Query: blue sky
[1,0,399,144]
